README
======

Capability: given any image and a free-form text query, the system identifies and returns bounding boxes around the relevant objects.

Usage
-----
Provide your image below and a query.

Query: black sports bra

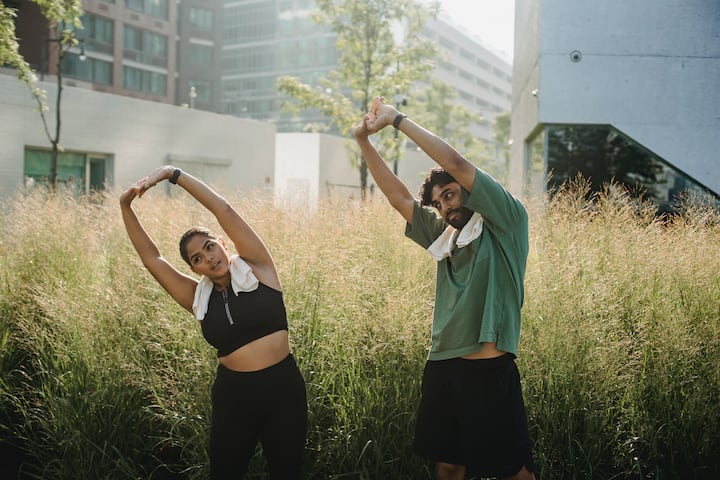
[200,283,288,357]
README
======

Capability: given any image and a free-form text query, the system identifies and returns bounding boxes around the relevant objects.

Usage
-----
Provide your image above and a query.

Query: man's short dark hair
[419,167,458,206]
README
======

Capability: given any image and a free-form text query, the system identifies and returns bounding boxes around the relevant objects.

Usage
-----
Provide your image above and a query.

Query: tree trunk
[49,39,63,191]
[359,156,368,200]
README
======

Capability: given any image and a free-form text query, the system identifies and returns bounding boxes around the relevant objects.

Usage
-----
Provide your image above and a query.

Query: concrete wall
[509,0,542,196]
[0,73,275,195]
[510,0,720,195]
[274,133,321,209]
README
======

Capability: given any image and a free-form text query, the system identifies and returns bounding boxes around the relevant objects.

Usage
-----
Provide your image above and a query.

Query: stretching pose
[354,97,535,480]
[120,166,307,479]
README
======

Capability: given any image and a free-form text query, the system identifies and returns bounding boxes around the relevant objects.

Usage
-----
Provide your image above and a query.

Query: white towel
[427,212,484,261]
[192,254,259,320]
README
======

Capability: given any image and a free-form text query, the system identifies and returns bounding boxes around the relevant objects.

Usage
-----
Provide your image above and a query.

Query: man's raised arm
[354,98,415,223]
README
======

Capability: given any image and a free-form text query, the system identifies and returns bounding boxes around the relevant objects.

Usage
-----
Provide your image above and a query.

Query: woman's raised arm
[119,181,197,312]
[138,166,280,290]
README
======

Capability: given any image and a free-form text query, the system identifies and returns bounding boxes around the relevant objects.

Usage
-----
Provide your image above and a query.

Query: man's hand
[365,96,399,133]
[354,96,400,140]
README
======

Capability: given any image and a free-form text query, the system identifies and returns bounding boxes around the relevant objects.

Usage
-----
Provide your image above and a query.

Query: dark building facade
[12,0,222,112]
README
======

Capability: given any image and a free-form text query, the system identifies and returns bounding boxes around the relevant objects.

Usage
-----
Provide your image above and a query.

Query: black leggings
[209,353,307,479]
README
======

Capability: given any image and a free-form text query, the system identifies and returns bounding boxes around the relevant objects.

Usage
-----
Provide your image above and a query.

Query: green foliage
[412,80,482,149]
[284,0,439,125]
[277,0,440,192]
[1,182,719,479]
[407,79,494,175]
[0,4,37,93]
[1,0,84,190]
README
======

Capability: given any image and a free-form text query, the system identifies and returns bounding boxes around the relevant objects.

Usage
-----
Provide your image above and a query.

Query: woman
[120,166,307,479]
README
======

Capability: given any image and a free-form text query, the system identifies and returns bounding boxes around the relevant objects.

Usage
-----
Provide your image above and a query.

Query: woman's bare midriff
[218,330,291,372]
[461,342,506,360]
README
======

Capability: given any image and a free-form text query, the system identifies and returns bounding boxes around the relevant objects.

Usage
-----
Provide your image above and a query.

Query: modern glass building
[221,0,339,130]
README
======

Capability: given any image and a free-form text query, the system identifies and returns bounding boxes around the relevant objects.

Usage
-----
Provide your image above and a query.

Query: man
[354,97,535,480]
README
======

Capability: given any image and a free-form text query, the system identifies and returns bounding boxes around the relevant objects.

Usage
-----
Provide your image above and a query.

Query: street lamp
[41,37,86,81]
[189,86,198,109]
[78,40,86,61]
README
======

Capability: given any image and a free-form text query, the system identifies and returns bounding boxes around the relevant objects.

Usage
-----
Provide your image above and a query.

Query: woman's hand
[119,165,176,205]
[119,181,144,207]
[138,166,175,193]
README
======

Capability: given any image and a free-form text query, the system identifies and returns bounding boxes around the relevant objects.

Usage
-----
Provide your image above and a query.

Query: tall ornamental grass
[522,179,720,479]
[0,179,718,479]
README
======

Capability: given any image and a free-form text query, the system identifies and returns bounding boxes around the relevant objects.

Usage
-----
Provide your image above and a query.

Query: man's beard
[446,207,474,229]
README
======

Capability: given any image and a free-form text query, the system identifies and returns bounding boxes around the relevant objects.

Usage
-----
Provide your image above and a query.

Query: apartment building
[15,0,222,110]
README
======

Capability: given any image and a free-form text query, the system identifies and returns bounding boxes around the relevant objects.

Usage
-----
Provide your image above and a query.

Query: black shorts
[413,353,535,478]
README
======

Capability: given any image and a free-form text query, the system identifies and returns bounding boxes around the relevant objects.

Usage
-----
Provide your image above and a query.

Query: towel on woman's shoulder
[192,254,259,320]
[427,212,484,261]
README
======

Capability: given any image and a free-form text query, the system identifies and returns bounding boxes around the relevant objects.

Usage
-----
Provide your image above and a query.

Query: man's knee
[436,462,465,480]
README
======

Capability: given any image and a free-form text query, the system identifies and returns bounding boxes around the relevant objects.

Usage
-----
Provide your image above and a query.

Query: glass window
[458,69,473,82]
[476,58,490,71]
[126,0,168,21]
[146,0,168,20]
[544,125,719,214]
[438,35,455,52]
[63,53,113,85]
[123,66,167,95]
[190,43,213,66]
[223,2,275,43]
[459,48,474,61]
[123,25,167,67]
[23,149,109,193]
[126,0,144,11]
[79,13,114,55]
[189,7,213,30]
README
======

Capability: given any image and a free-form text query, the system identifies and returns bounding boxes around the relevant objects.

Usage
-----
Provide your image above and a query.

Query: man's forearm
[395,116,476,192]
[356,136,414,220]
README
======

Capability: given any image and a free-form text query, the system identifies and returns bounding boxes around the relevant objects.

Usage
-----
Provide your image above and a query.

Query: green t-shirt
[405,168,529,360]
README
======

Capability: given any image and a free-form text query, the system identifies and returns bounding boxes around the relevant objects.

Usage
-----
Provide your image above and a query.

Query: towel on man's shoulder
[192,254,259,320]
[427,212,484,261]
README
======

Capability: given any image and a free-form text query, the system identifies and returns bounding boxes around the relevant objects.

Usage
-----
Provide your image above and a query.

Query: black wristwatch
[169,168,182,184]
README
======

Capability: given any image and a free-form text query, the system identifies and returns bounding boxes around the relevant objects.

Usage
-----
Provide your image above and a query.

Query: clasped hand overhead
[354,96,400,139]
[119,165,176,205]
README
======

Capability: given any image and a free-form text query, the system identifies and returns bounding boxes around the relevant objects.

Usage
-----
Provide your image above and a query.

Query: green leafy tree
[277,0,439,197]
[0,0,84,190]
